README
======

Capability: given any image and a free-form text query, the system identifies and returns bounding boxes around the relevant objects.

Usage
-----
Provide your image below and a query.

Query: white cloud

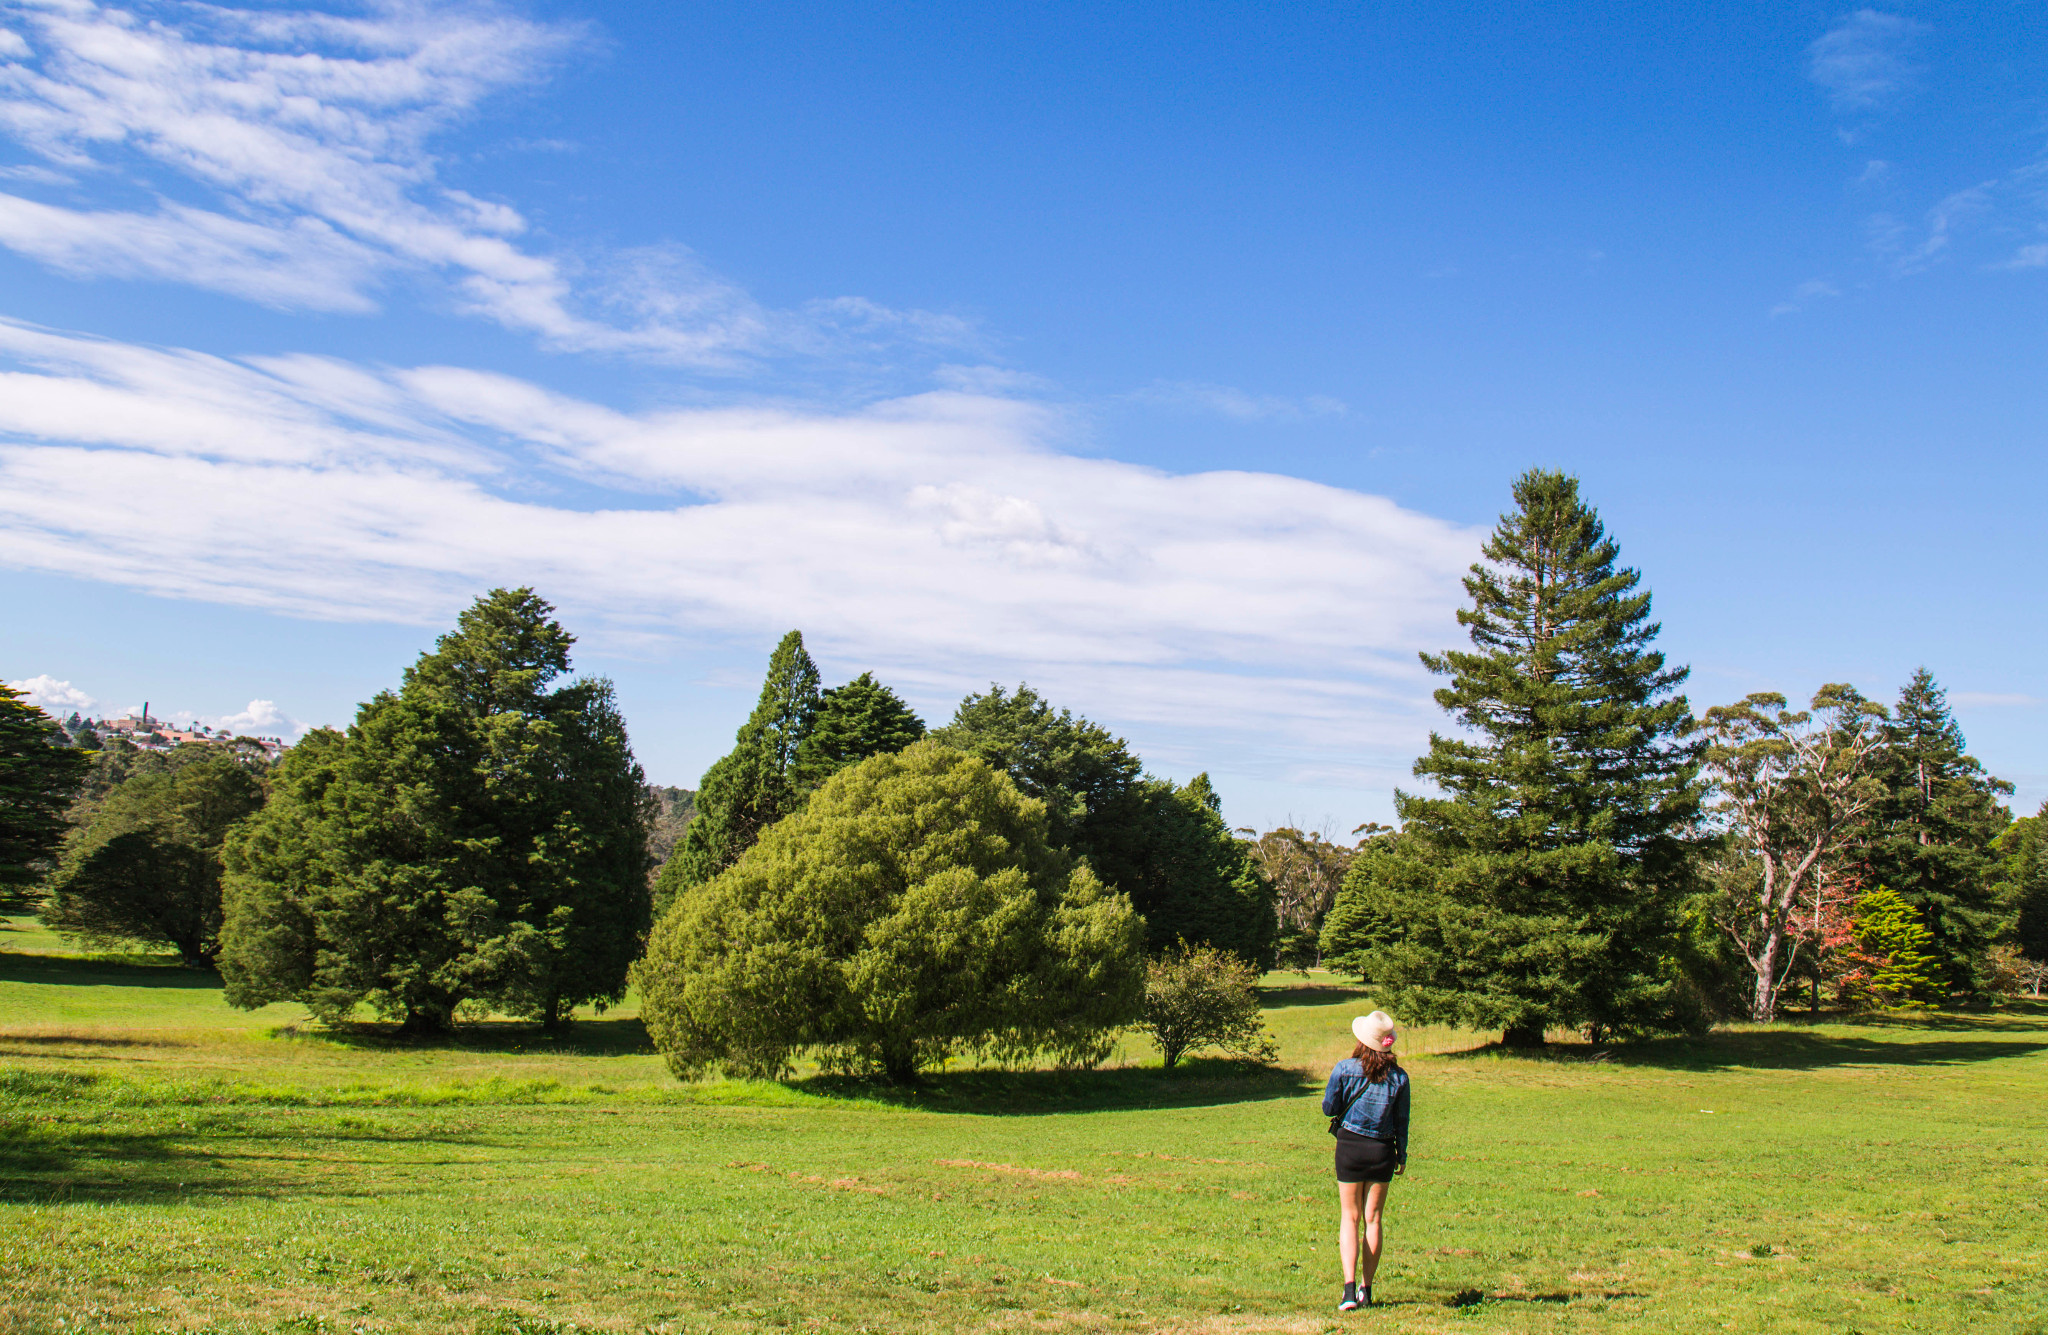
[1130,380,1348,423]
[6,672,95,711]
[0,1,972,367]
[1808,10,1925,114]
[0,317,1481,762]
[1951,692,2041,709]
[212,698,302,736]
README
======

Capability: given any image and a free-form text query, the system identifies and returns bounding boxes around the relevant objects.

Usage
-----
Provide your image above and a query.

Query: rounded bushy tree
[636,740,1145,1082]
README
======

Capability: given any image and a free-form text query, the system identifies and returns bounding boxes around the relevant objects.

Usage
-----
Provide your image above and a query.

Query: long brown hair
[1351,1039,1400,1084]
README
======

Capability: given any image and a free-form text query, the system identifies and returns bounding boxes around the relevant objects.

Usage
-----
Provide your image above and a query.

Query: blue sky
[3,0,2045,830]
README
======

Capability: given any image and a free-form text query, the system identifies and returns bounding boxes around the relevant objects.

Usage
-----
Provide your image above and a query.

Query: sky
[3,0,2046,830]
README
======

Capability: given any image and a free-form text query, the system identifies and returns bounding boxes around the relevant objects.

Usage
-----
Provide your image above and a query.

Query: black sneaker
[1337,1282,1362,1311]
[1361,1284,1375,1307]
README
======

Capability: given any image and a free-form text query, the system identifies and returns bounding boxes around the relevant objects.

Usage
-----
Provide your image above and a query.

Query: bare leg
[1358,1181,1390,1288]
[1336,1180,1366,1285]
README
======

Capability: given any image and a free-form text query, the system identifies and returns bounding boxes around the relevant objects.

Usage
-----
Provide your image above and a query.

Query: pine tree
[655,631,820,909]
[0,684,90,905]
[1360,469,1702,1043]
[791,672,926,791]
[1863,669,2011,997]
[1841,885,1941,1005]
[221,589,653,1031]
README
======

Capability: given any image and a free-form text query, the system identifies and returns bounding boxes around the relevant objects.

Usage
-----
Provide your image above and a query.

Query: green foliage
[932,682,1141,852]
[1862,669,2012,997]
[791,671,926,791]
[1349,470,1702,1042]
[1840,886,1941,1006]
[656,631,821,907]
[1138,942,1279,1068]
[1115,774,1277,967]
[935,685,1274,964]
[0,683,90,901]
[636,740,1145,1082]
[39,755,265,965]
[220,588,653,1031]
[1994,802,2048,964]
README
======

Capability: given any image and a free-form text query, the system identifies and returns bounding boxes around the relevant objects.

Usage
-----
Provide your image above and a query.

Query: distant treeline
[3,468,2043,1070]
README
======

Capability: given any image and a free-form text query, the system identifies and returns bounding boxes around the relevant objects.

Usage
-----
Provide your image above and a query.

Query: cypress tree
[1360,469,1702,1044]
[1862,668,2011,997]
[221,589,653,1031]
[791,672,926,791]
[655,631,820,909]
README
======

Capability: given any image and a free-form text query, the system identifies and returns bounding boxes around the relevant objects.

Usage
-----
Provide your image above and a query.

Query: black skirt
[1334,1131,1396,1184]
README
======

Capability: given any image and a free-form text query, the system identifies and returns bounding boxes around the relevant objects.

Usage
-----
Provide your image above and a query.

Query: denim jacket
[1322,1059,1410,1165]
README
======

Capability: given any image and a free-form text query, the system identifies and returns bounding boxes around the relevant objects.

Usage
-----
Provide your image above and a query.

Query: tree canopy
[791,671,926,791]
[41,753,265,965]
[0,684,90,903]
[635,740,1145,1082]
[221,588,652,1030]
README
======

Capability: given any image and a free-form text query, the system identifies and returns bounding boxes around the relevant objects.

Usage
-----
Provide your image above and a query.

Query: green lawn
[3,914,2045,1335]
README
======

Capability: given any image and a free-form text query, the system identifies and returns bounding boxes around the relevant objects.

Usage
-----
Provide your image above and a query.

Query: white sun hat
[1351,1011,1397,1050]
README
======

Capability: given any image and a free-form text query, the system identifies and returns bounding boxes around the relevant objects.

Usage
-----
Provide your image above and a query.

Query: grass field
[4,912,2046,1335]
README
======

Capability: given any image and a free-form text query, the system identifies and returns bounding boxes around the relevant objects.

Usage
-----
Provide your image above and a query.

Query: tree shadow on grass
[1255,983,1373,1010]
[297,1016,656,1058]
[1584,1029,2043,1072]
[794,1056,1316,1116]
[0,950,215,989]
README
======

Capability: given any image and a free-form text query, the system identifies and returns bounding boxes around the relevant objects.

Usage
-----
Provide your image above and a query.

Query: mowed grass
[3,914,2046,1335]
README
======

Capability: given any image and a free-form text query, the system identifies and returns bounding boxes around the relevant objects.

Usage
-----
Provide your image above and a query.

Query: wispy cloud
[1807,9,1925,114]
[1130,380,1347,423]
[0,317,1478,759]
[1951,692,2042,709]
[1769,278,1841,317]
[0,1,973,368]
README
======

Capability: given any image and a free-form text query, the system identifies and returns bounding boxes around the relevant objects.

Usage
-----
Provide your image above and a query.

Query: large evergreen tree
[790,672,926,791]
[221,589,653,1030]
[1862,668,2011,996]
[41,754,264,966]
[653,631,821,910]
[1344,469,1702,1043]
[0,684,90,905]
[935,685,1274,964]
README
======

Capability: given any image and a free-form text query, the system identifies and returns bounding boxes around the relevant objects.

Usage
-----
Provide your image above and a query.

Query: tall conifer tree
[656,631,821,907]
[1347,470,1701,1043]
[1863,668,2011,996]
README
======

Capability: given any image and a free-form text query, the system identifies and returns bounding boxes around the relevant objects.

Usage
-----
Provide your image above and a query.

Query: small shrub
[1139,943,1279,1069]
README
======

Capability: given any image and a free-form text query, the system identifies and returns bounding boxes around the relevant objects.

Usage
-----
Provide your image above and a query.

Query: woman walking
[1323,1010,1409,1311]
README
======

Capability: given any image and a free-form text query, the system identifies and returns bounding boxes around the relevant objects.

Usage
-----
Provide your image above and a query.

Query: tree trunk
[541,991,565,1031]
[1502,1022,1546,1048]
[1750,927,1781,1022]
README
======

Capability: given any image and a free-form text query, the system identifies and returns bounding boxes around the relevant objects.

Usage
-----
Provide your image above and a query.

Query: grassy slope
[3,915,2045,1335]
